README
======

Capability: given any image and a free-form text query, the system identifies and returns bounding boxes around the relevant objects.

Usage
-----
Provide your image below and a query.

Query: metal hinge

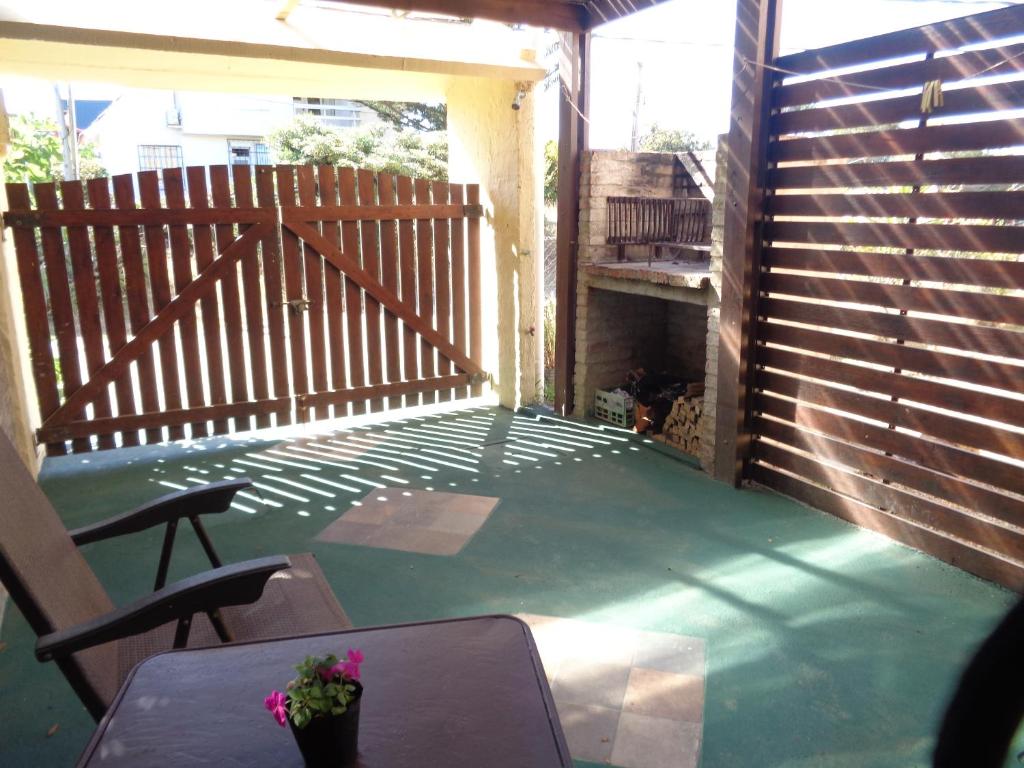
[463,204,484,218]
[1,211,34,228]
[287,298,311,314]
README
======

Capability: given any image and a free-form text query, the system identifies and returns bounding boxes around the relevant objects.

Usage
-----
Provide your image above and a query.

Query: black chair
[0,431,351,720]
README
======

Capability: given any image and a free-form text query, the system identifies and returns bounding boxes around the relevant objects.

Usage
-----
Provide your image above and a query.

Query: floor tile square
[315,519,380,545]
[552,658,631,710]
[611,712,701,768]
[366,526,467,556]
[633,633,705,677]
[554,702,620,764]
[314,488,498,556]
[340,503,394,525]
[623,668,704,722]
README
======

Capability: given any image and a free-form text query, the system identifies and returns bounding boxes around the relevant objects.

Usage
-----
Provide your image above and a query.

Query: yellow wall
[447,77,542,407]
[0,92,41,473]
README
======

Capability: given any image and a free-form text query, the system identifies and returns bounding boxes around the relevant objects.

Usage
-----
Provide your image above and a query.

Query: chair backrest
[0,430,119,711]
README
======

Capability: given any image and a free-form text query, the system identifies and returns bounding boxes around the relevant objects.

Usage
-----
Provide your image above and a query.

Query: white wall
[86,90,376,176]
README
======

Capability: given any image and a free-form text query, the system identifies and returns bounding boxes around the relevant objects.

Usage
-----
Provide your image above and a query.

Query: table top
[76,615,571,767]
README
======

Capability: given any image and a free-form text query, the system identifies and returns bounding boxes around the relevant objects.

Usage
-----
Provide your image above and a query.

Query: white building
[84,90,378,175]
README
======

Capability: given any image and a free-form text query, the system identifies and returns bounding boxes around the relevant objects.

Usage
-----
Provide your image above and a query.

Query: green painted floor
[0,406,1017,767]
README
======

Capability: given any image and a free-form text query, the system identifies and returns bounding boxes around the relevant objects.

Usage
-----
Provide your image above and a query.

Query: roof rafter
[329,0,590,32]
[319,0,670,31]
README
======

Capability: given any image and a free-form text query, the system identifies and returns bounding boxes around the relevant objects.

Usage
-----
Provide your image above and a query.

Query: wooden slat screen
[3,165,486,455]
[751,4,1024,590]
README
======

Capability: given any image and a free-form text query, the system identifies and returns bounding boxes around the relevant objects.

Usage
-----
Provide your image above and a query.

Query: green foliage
[543,297,556,370]
[354,101,447,132]
[287,654,359,730]
[638,123,713,154]
[268,115,448,180]
[544,140,558,206]
[2,113,106,184]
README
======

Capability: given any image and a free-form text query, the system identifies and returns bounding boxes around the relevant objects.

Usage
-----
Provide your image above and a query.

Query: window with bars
[137,144,184,171]
[293,97,366,129]
[227,139,272,166]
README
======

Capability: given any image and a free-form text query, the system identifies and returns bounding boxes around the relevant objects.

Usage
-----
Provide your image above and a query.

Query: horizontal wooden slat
[763,247,1024,289]
[751,463,1024,591]
[756,390,1023,496]
[772,80,1024,135]
[296,374,473,411]
[1,203,480,229]
[754,437,1024,556]
[281,203,478,223]
[776,4,1024,75]
[766,191,1024,224]
[757,368,1024,459]
[762,272,1024,326]
[762,296,1024,361]
[760,321,1023,395]
[769,156,1024,191]
[2,208,271,228]
[758,344,1024,430]
[771,119,1024,163]
[37,397,293,442]
[776,42,1024,108]
[756,414,1024,528]
[766,219,1024,255]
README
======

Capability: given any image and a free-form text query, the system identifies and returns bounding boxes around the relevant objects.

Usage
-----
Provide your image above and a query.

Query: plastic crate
[594,388,635,429]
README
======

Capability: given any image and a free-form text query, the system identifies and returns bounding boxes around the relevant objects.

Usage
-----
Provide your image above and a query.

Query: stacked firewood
[656,382,704,456]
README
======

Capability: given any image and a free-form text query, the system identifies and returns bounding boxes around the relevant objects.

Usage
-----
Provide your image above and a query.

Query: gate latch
[287,297,311,314]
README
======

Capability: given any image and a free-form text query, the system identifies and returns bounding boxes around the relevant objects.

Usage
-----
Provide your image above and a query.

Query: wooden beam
[323,0,589,32]
[275,0,301,22]
[587,0,667,28]
[713,0,783,485]
[553,29,590,416]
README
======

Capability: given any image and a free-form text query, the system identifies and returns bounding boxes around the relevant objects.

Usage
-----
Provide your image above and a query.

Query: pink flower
[347,648,364,665]
[341,661,360,681]
[264,690,288,727]
[317,665,335,682]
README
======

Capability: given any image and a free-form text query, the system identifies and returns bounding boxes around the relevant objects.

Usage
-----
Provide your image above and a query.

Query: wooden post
[553,30,590,416]
[713,0,783,485]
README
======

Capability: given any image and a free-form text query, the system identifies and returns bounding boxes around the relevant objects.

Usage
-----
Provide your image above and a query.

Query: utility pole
[630,61,643,151]
[67,84,80,179]
[53,83,79,180]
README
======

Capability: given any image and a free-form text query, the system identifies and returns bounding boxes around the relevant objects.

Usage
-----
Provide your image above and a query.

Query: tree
[638,124,713,153]
[268,115,448,180]
[354,101,447,132]
[2,113,106,184]
[544,139,558,206]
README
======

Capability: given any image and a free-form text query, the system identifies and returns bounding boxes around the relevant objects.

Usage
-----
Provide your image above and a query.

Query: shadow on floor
[0,406,1016,767]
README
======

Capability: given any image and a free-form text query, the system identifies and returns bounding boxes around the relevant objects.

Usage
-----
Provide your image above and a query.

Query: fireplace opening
[576,288,709,455]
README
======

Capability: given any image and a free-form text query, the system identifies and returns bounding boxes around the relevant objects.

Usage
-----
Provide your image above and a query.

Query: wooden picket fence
[4,164,486,455]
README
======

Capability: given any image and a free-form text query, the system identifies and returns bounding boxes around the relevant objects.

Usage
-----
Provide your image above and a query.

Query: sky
[2,0,1017,151]
[572,0,1014,149]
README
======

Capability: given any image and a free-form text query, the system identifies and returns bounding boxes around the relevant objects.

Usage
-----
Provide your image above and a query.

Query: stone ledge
[584,260,712,292]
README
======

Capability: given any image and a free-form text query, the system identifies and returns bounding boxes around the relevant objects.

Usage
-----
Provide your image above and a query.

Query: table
[76,615,571,767]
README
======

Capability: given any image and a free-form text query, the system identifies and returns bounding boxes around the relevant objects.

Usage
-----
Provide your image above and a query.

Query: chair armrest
[69,479,253,545]
[35,555,290,662]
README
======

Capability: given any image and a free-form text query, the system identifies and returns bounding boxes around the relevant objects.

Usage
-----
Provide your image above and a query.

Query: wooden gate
[747,5,1024,588]
[4,165,485,455]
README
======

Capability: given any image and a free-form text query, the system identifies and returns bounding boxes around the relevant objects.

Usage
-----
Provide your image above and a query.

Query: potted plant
[265,648,364,767]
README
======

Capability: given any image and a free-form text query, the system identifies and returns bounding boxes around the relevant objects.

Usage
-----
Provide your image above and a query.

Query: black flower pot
[288,684,362,767]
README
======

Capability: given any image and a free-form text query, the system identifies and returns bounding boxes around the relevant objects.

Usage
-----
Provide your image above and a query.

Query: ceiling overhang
[325,0,670,32]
